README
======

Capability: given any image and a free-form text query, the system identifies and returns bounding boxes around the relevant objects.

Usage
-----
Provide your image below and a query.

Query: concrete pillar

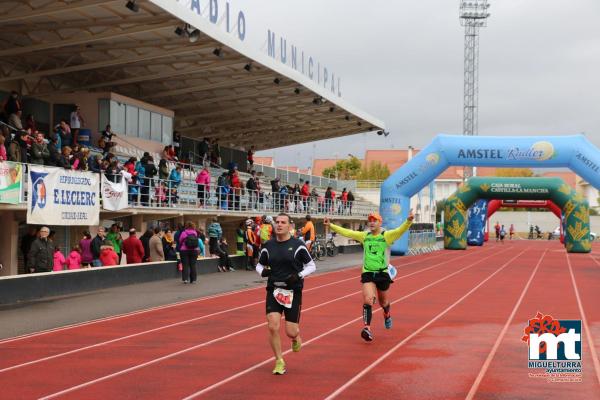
[132,215,145,233]
[0,211,19,276]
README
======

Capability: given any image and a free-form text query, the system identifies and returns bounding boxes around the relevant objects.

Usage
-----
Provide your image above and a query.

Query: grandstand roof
[0,0,385,150]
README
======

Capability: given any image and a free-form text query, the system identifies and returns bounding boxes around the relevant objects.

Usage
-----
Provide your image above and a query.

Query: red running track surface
[0,240,598,399]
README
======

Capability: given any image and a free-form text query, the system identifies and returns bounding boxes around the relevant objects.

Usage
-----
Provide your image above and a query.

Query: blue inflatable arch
[380,134,600,255]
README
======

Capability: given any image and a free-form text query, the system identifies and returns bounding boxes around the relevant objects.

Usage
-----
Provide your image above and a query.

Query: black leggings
[180,250,198,282]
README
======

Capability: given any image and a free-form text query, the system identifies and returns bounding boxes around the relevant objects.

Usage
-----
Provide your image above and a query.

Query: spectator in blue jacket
[207,217,223,257]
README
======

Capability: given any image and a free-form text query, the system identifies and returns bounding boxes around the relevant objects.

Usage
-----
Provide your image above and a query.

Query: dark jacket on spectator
[91,235,104,259]
[30,142,50,165]
[27,237,53,272]
[88,156,101,173]
[140,230,153,262]
[57,154,71,169]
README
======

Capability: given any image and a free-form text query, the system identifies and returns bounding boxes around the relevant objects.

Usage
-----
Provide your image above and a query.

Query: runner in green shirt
[324,209,414,342]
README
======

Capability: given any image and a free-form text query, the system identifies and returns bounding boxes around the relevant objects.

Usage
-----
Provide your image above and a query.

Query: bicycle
[325,233,338,257]
[310,238,326,261]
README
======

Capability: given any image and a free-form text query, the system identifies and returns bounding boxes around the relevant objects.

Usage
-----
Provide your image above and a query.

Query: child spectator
[99,243,119,266]
[0,135,6,161]
[53,246,66,272]
[155,181,167,207]
[67,245,82,270]
[217,238,235,272]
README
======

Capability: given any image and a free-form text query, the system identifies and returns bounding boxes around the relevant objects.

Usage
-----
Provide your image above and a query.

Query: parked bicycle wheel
[316,242,326,259]
[326,241,338,257]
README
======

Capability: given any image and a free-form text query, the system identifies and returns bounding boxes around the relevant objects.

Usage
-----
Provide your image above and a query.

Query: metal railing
[15,162,376,217]
[407,230,439,255]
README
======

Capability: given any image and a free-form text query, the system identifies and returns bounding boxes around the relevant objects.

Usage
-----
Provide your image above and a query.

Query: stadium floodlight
[188,28,200,43]
[294,87,301,94]
[126,0,139,12]
[212,48,223,57]
[329,106,335,112]
[273,77,281,85]
[174,26,185,36]
[244,63,252,72]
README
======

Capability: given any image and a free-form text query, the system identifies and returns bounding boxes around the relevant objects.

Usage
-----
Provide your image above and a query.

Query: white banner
[101,174,128,211]
[27,166,99,226]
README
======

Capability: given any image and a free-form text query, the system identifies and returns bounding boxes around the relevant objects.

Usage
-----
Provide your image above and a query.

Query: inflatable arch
[380,134,600,255]
[444,177,589,253]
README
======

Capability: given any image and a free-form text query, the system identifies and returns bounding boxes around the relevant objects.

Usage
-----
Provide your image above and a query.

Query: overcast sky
[247,0,600,168]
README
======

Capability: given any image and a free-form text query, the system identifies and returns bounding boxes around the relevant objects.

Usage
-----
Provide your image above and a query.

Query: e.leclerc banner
[27,166,99,226]
[0,161,22,204]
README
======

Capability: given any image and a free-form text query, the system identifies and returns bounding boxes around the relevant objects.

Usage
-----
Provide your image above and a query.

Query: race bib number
[388,264,397,280]
[273,288,294,309]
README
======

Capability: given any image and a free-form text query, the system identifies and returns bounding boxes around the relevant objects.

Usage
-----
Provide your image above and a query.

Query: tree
[356,161,390,180]
[494,168,534,177]
[321,156,362,180]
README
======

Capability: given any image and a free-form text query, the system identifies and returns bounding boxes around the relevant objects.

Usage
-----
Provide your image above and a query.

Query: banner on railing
[27,166,99,226]
[101,174,128,211]
[0,161,22,204]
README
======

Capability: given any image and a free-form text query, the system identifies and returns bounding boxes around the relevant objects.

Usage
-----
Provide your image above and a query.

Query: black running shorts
[361,271,393,291]
[265,287,303,323]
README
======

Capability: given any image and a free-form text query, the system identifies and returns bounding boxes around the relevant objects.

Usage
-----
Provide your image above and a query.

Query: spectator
[339,188,348,214]
[67,245,82,270]
[87,154,101,173]
[172,130,181,157]
[122,228,145,264]
[245,219,258,270]
[99,242,119,266]
[161,145,174,161]
[291,183,301,210]
[158,159,169,181]
[69,105,84,144]
[195,166,210,207]
[53,246,66,272]
[174,223,184,252]
[80,231,93,268]
[155,181,167,207]
[106,224,124,264]
[179,221,204,283]
[140,228,153,262]
[246,170,258,210]
[207,217,223,257]
[235,221,246,256]
[301,181,310,212]
[217,171,230,209]
[162,228,178,261]
[0,135,7,161]
[101,124,116,155]
[149,227,165,262]
[211,138,221,166]
[27,226,53,273]
[91,227,107,267]
[325,187,333,213]
[197,227,208,252]
[347,190,355,215]
[199,137,210,166]
[8,110,23,130]
[3,91,22,118]
[169,164,182,187]
[47,137,60,166]
[57,120,72,147]
[105,160,122,183]
[141,156,157,206]
[247,145,255,169]
[270,176,281,211]
[20,226,38,271]
[25,114,36,133]
[230,167,242,210]
[29,132,49,165]
[217,238,235,272]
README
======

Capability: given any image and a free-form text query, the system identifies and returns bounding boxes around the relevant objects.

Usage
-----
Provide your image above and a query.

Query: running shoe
[361,327,373,342]
[384,315,393,329]
[292,337,302,352]
[272,358,286,375]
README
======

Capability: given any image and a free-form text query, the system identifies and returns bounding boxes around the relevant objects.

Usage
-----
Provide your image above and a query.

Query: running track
[0,240,598,399]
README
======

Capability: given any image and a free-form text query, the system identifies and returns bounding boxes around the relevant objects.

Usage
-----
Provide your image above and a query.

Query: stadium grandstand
[0,0,386,276]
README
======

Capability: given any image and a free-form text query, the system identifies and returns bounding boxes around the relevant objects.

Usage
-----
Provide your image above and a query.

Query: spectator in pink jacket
[195,166,211,207]
[67,245,82,270]
[53,247,66,271]
[0,135,7,161]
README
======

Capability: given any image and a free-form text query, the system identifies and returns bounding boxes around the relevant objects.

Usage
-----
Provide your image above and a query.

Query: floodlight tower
[460,0,490,179]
